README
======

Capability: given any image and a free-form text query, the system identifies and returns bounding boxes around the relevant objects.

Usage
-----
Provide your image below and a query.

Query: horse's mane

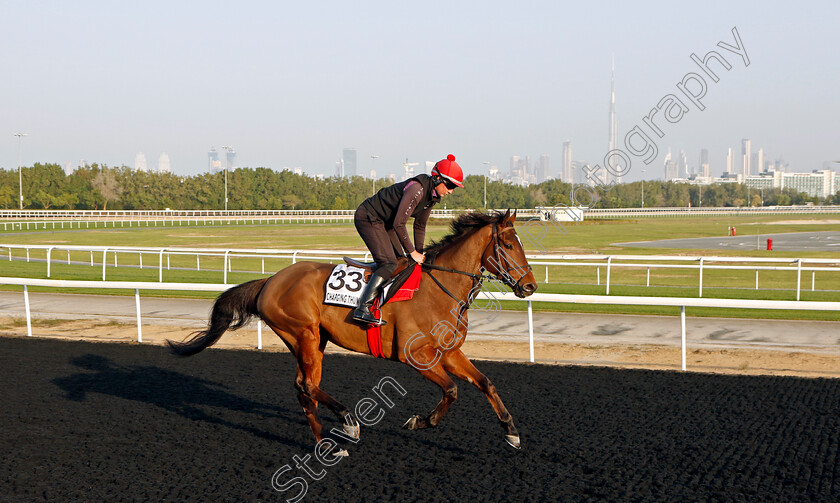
[425,211,506,257]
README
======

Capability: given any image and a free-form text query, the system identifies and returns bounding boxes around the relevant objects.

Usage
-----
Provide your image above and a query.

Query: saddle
[343,256,378,270]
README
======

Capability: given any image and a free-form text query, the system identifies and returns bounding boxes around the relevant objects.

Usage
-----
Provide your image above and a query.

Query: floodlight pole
[482,161,490,209]
[14,133,28,210]
[640,169,646,208]
[221,145,232,211]
[371,154,379,196]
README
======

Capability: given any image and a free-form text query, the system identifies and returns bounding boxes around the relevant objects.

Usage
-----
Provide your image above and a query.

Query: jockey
[352,154,463,326]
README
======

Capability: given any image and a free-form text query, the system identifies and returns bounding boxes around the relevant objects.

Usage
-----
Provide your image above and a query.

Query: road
[617,230,840,252]
[1,291,837,352]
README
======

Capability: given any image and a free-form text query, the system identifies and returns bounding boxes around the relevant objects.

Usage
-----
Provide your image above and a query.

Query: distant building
[537,154,550,183]
[134,152,148,172]
[208,147,222,173]
[562,141,573,183]
[293,167,303,176]
[699,148,710,178]
[342,148,357,177]
[781,170,836,198]
[158,153,171,174]
[63,162,74,176]
[741,139,751,176]
[225,147,237,170]
[725,147,733,175]
[678,149,689,178]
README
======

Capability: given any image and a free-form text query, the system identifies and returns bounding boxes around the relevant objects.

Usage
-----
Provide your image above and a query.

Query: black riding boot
[352,274,388,326]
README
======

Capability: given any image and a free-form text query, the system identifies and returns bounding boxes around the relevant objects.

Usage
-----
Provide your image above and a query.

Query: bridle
[420,221,533,310]
[486,222,534,294]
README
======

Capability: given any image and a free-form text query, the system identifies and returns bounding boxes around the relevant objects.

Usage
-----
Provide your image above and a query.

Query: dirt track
[2,336,839,502]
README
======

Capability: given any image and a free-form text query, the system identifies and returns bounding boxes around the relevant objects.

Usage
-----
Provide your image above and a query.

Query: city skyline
[2,2,838,181]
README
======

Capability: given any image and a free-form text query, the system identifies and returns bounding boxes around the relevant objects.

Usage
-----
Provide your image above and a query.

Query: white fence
[4,244,839,298]
[2,276,839,371]
[2,206,840,228]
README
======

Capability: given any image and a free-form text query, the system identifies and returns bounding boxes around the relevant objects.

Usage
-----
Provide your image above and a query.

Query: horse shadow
[52,354,308,449]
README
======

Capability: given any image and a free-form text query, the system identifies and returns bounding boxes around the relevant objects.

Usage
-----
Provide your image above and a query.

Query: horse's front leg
[401,345,458,430]
[443,349,521,449]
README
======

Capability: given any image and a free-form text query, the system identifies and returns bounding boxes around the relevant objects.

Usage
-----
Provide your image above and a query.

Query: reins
[418,221,532,313]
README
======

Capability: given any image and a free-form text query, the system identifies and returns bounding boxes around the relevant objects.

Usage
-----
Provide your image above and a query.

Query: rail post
[159,249,165,282]
[527,300,534,363]
[796,259,802,301]
[698,258,704,298]
[680,306,686,371]
[257,321,263,350]
[135,289,142,343]
[102,248,108,280]
[46,247,53,278]
[23,285,32,337]
[605,257,612,295]
[223,250,230,284]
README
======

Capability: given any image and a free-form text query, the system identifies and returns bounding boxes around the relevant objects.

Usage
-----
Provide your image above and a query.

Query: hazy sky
[2,1,838,181]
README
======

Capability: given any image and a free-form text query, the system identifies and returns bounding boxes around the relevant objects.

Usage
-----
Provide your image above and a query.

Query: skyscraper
[537,154,550,183]
[678,149,688,178]
[342,148,357,177]
[225,147,237,170]
[208,147,221,173]
[562,141,573,183]
[607,58,620,184]
[158,153,171,174]
[699,148,710,178]
[134,152,147,172]
[726,148,733,175]
[741,139,751,176]
[754,148,764,173]
[663,148,679,180]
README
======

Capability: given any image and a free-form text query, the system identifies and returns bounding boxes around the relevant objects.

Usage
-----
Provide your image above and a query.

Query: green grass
[2,216,839,320]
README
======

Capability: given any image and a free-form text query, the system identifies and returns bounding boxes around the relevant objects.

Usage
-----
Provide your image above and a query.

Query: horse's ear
[503,208,511,222]
[510,209,517,223]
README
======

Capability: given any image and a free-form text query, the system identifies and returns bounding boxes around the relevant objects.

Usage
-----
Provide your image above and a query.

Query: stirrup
[352,307,387,326]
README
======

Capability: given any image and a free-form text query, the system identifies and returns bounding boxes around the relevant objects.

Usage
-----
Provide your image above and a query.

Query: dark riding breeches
[354,206,403,280]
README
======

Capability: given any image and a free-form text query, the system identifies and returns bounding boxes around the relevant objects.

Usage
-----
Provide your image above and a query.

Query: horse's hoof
[505,434,521,450]
[335,449,350,457]
[343,422,360,440]
[402,415,422,430]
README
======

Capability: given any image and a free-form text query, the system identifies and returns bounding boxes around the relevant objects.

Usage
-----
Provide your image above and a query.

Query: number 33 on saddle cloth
[323,263,422,357]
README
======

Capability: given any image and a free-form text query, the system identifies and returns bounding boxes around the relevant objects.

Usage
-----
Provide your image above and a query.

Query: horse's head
[482,209,538,298]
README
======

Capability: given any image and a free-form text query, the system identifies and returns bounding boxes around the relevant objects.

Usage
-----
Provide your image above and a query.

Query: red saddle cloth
[367,264,422,358]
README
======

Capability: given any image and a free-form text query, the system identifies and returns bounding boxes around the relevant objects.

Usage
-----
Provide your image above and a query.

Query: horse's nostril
[523,283,536,294]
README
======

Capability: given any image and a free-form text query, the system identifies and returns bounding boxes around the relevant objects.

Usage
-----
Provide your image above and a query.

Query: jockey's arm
[392,182,423,255]
[413,206,432,253]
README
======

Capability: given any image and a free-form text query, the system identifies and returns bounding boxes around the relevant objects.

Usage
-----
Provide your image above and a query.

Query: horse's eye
[504,242,513,250]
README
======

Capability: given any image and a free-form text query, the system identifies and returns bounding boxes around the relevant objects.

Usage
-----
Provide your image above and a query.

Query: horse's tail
[167,277,269,356]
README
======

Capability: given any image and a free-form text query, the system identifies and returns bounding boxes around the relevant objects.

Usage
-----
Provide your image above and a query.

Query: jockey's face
[435,181,455,197]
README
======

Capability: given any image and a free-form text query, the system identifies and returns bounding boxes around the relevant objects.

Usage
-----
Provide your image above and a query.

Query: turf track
[1,336,838,502]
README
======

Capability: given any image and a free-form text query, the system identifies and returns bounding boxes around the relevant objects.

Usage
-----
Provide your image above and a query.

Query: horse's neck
[432,226,490,297]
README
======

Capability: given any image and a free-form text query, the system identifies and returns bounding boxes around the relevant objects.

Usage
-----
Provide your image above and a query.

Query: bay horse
[168,210,538,450]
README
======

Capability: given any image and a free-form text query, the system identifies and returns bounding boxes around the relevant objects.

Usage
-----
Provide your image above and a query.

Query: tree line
[0,163,835,211]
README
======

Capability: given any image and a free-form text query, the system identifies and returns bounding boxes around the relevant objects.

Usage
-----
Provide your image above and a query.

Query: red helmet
[431,154,464,188]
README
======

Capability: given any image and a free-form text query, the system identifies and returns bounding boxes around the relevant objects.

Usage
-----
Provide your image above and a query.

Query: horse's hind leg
[294,365,325,441]
[442,349,521,450]
[293,327,360,441]
[402,362,458,431]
